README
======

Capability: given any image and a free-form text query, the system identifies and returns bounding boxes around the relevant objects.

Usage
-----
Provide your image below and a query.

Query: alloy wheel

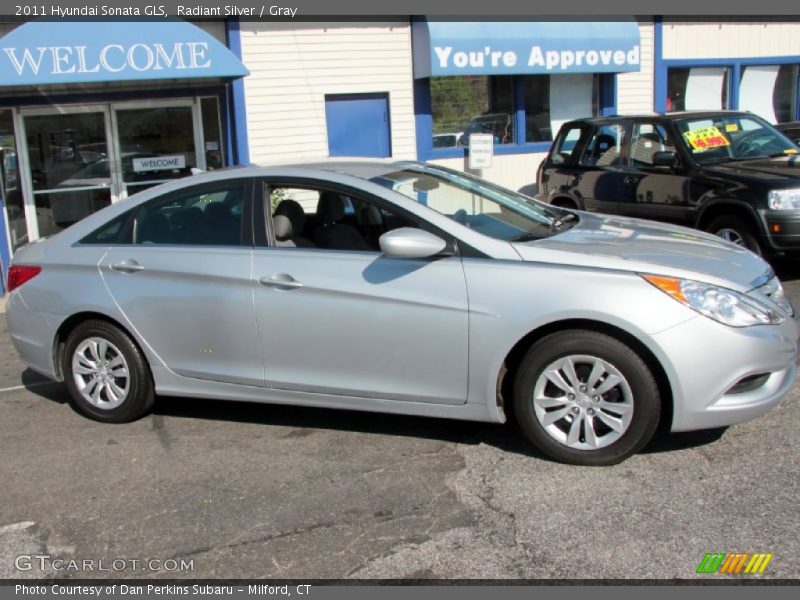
[71,337,131,409]
[532,354,634,450]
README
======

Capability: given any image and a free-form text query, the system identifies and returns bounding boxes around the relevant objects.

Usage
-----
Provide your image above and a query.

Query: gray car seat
[313,191,370,251]
[274,199,314,247]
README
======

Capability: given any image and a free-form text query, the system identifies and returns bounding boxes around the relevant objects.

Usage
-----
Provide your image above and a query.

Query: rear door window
[582,124,626,167]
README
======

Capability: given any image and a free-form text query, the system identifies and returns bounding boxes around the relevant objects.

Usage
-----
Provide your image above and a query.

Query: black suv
[537,111,800,256]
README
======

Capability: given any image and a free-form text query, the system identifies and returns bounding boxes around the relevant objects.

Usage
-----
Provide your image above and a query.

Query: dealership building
[1,16,799,291]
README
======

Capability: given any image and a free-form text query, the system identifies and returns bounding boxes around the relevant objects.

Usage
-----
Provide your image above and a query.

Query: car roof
[563,110,756,128]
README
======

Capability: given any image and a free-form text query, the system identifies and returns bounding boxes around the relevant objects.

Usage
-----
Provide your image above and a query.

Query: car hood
[703,155,800,185]
[512,212,772,292]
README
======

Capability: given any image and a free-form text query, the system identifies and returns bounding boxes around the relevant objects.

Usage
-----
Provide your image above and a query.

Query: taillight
[6,265,42,293]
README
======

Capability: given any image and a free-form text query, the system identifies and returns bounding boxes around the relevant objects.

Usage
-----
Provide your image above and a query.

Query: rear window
[79,209,135,245]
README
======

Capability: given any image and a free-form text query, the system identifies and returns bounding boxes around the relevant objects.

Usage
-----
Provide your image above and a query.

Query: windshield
[370,164,561,242]
[674,114,799,164]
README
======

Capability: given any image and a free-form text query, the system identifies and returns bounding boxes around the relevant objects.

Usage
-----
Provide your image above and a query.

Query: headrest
[596,134,616,151]
[174,206,205,227]
[274,198,307,233]
[273,214,293,241]
[317,191,346,224]
[205,202,229,222]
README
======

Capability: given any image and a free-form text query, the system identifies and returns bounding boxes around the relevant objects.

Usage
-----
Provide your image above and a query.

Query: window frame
[657,56,800,123]
[254,176,469,256]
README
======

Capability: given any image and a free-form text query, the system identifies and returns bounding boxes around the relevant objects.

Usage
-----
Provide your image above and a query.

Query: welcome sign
[0,19,249,86]
[413,20,642,77]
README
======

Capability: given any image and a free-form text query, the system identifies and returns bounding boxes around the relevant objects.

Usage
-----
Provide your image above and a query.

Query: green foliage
[431,76,488,134]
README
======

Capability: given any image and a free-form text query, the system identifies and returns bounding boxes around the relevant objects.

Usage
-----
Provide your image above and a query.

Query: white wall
[239,21,417,164]
[662,18,800,59]
[429,153,548,195]
[616,17,655,114]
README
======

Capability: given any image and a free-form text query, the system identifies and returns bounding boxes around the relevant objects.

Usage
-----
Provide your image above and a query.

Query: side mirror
[652,151,679,168]
[379,227,448,259]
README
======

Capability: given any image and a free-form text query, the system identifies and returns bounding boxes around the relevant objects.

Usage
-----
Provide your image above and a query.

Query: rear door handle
[259,274,304,290]
[110,260,144,273]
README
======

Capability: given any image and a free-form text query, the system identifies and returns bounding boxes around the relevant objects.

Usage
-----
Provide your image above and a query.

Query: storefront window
[523,74,598,143]
[739,64,798,124]
[24,111,112,236]
[201,97,225,170]
[667,67,730,112]
[116,106,196,197]
[431,76,514,147]
[430,74,599,149]
[0,110,28,252]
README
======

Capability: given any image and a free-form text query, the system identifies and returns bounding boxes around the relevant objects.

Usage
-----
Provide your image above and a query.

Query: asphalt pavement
[1,261,799,580]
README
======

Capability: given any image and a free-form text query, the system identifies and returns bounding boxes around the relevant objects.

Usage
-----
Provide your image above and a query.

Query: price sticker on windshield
[682,127,730,151]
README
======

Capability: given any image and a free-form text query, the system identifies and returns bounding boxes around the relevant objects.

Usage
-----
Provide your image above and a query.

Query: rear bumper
[5,293,60,380]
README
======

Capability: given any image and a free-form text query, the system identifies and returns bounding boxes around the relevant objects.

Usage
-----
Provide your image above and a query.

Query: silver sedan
[6,161,798,465]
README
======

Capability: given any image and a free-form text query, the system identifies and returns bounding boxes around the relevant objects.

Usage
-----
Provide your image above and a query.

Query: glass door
[111,101,201,199]
[21,107,114,237]
[1,109,27,252]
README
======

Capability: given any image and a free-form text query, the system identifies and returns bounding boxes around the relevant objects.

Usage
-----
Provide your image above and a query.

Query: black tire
[63,319,155,423]
[706,216,763,256]
[513,330,660,466]
[550,197,578,209]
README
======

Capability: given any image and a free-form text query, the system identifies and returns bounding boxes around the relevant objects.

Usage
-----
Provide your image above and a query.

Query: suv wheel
[513,330,660,466]
[707,216,763,256]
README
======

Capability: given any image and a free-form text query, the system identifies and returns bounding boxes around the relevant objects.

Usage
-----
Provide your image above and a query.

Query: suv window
[629,123,677,167]
[133,184,246,246]
[582,125,625,167]
[550,126,584,165]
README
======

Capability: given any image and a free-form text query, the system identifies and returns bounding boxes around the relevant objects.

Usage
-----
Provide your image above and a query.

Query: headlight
[643,275,783,327]
[768,188,800,210]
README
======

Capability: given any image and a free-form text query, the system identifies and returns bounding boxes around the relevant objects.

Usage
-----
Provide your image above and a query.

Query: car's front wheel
[513,330,660,466]
[63,320,155,423]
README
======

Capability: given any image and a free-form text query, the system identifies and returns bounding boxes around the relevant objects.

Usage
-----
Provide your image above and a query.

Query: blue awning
[412,20,641,78]
[0,19,249,86]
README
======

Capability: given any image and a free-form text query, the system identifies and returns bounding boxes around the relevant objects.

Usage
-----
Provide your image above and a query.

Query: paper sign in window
[682,127,730,151]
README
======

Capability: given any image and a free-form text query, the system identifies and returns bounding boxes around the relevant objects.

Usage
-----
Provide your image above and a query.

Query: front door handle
[259,274,304,290]
[110,260,144,273]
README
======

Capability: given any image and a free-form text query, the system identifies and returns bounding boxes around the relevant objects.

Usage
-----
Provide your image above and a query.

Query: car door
[617,120,692,224]
[251,181,470,405]
[561,122,630,215]
[100,180,265,387]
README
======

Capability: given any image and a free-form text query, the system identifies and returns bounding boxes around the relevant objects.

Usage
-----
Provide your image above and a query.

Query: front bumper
[760,209,800,250]
[652,311,799,432]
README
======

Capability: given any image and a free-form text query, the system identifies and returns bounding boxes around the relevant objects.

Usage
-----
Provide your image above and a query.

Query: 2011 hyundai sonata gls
[6,161,798,465]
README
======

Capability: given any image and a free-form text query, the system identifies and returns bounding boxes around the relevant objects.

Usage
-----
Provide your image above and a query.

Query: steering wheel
[733,130,774,158]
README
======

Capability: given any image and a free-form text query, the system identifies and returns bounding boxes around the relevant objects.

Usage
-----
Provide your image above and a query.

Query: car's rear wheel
[513,330,660,466]
[707,216,763,256]
[63,320,154,423]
